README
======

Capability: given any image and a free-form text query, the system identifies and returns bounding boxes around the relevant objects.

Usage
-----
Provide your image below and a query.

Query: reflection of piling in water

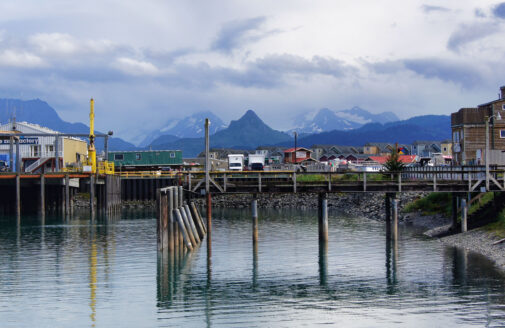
[319,240,328,286]
[157,186,207,306]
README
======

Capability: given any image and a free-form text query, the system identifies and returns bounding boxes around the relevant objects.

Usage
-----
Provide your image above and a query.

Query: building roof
[366,155,418,164]
[284,147,312,153]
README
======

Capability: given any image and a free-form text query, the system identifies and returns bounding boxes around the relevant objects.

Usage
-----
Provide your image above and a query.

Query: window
[170,152,176,158]
[502,104,505,110]
[453,131,459,143]
[114,154,124,160]
[501,129,505,138]
[135,153,142,160]
[31,145,40,157]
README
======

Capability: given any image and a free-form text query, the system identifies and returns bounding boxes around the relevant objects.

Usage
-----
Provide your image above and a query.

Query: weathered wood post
[90,175,95,218]
[39,174,45,216]
[65,174,70,216]
[205,118,212,250]
[15,172,21,220]
[168,187,175,252]
[385,193,392,241]
[180,205,197,246]
[252,194,258,244]
[461,198,468,233]
[184,204,200,244]
[191,202,206,239]
[318,193,328,242]
[392,197,398,242]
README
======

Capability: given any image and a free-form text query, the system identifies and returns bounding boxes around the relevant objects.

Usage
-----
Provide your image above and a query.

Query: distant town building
[109,150,183,170]
[363,143,410,156]
[0,121,87,172]
[451,86,505,165]
[411,141,441,157]
[284,147,314,164]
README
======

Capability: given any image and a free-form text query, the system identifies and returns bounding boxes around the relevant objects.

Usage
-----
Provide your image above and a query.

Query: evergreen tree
[383,146,405,173]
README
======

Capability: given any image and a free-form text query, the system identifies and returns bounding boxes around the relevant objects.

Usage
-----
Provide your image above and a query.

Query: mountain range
[139,111,227,147]
[150,110,292,156]
[0,98,452,157]
[289,107,399,134]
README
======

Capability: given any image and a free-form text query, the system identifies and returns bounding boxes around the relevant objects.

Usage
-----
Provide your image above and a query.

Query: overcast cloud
[0,0,504,142]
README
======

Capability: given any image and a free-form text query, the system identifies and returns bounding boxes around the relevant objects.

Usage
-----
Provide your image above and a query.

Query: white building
[0,121,88,172]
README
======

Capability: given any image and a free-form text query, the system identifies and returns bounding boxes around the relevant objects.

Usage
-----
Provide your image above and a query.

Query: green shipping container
[108,150,183,167]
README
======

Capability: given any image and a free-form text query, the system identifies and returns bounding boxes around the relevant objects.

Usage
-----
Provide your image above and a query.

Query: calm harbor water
[1,208,505,327]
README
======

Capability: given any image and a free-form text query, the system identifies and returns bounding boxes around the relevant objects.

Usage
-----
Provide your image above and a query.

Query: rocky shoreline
[192,192,426,221]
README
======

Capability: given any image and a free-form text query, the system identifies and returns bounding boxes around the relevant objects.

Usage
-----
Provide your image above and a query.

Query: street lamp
[485,111,502,191]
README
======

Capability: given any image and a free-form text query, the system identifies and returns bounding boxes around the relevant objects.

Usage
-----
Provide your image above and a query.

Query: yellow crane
[88,98,96,174]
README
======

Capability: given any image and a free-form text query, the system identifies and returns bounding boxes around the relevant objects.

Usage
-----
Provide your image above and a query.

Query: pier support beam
[318,193,328,242]
[15,173,21,220]
[206,193,212,245]
[65,174,70,216]
[39,174,45,216]
[252,194,258,244]
[90,175,95,218]
[461,198,468,233]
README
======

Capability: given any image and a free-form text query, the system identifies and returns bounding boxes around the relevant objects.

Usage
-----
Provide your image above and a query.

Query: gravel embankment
[441,230,505,271]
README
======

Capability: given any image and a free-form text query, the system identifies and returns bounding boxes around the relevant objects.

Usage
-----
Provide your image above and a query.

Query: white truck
[248,154,265,171]
[228,154,244,171]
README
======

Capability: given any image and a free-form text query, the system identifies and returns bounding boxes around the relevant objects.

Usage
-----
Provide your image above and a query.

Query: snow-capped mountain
[289,106,399,134]
[139,111,227,147]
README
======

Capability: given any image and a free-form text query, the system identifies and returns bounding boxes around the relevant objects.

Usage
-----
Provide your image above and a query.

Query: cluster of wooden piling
[157,186,207,252]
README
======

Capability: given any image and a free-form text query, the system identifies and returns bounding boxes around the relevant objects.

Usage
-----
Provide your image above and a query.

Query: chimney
[501,86,505,100]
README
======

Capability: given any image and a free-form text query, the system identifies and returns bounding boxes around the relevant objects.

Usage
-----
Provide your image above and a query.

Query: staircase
[25,157,51,173]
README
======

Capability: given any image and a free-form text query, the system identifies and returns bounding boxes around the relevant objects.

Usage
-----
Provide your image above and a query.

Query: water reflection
[318,240,328,286]
[2,208,505,327]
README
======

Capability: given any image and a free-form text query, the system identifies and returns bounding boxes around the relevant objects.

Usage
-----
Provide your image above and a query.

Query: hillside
[0,99,137,151]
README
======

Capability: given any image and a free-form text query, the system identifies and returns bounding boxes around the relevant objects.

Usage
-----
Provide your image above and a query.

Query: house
[363,143,410,156]
[441,140,453,157]
[256,146,287,164]
[311,144,360,162]
[411,141,441,157]
[451,86,505,165]
[0,121,87,172]
[284,147,313,164]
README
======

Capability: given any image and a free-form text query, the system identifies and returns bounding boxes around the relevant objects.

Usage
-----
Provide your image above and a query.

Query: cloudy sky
[0,0,505,142]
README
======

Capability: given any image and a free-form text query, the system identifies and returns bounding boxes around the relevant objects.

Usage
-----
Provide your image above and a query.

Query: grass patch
[403,193,453,217]
[468,192,494,215]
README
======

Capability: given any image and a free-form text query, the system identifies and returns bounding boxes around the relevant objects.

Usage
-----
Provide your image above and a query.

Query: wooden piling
[174,208,193,250]
[392,198,398,242]
[90,175,95,218]
[461,198,468,233]
[190,202,205,239]
[15,173,21,220]
[252,195,258,243]
[318,193,328,242]
[206,192,212,241]
[184,204,200,244]
[181,205,197,246]
[65,174,70,216]
[39,174,45,216]
[385,193,392,240]
[168,187,175,252]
